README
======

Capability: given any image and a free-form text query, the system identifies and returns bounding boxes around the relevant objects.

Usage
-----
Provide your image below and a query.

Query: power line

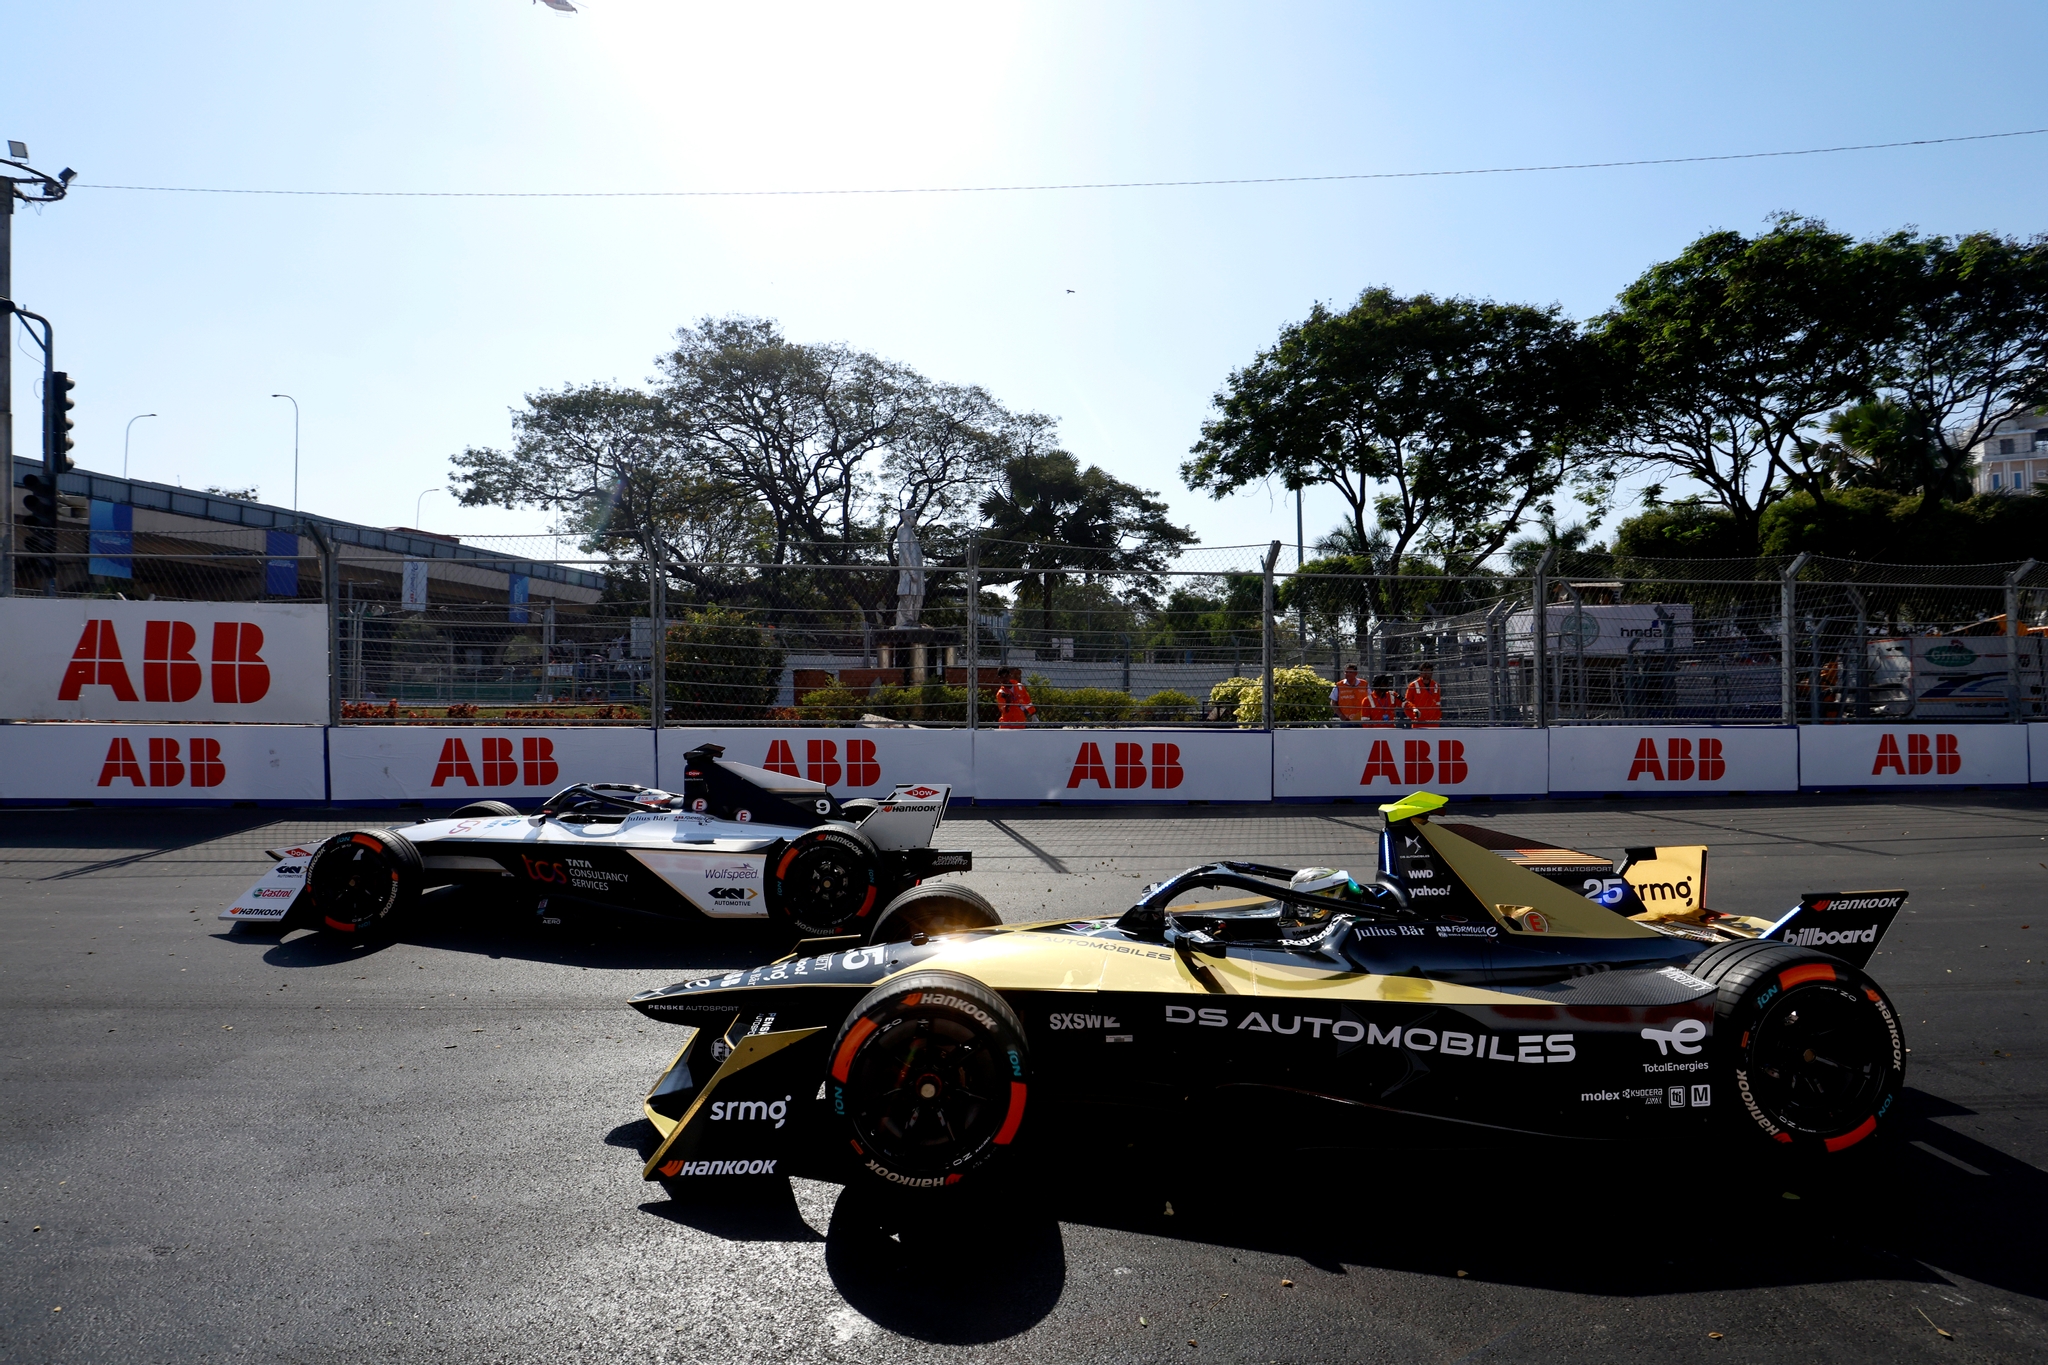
[70,126,2048,201]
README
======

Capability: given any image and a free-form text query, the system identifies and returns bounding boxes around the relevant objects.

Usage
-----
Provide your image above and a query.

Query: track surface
[2,794,2044,1363]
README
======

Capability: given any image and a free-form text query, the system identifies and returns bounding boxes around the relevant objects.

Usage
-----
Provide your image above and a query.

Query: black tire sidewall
[450,801,519,818]
[768,826,880,938]
[866,885,1002,943]
[306,829,422,935]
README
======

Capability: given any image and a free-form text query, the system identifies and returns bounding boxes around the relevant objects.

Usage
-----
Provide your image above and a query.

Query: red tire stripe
[855,885,877,919]
[351,834,384,851]
[323,917,356,933]
[776,847,800,879]
[993,1081,1028,1145]
[831,1016,878,1083]
[1824,1116,1878,1153]
[1779,963,1836,989]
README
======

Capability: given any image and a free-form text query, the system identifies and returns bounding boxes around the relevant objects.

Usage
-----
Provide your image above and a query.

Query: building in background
[1968,417,2048,494]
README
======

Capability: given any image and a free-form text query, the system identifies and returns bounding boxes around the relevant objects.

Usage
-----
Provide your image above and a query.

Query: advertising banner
[1800,723,2029,789]
[657,728,974,799]
[327,726,656,804]
[0,598,329,723]
[972,729,1270,803]
[1273,727,1548,801]
[1548,726,1798,795]
[0,724,327,803]
[2032,725,2048,786]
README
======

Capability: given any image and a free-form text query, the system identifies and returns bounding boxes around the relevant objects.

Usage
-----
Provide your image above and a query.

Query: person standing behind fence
[1330,665,1372,723]
[996,668,1037,729]
[1367,674,1401,727]
[1403,664,1441,728]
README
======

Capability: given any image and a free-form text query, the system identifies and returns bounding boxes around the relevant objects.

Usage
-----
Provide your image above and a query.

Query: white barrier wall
[0,599,329,723]
[327,727,656,803]
[657,728,975,797]
[1800,723,2029,789]
[972,729,1270,802]
[0,724,327,802]
[2033,724,2048,786]
[1273,727,1548,800]
[1548,726,1799,795]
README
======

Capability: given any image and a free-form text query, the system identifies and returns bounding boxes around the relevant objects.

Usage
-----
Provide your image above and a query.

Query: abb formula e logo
[431,737,561,787]
[1627,738,1727,782]
[762,739,881,787]
[60,619,270,704]
[1359,739,1470,786]
[1870,732,1960,776]
[1068,742,1185,790]
[95,736,228,788]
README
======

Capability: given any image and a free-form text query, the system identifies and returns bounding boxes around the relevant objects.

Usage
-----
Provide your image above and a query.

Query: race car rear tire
[304,829,423,936]
[829,971,1031,1192]
[1689,939,1905,1157]
[450,801,519,818]
[767,825,882,938]
[866,884,1001,944]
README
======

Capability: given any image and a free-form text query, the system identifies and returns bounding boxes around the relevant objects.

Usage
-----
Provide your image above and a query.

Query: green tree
[662,606,785,720]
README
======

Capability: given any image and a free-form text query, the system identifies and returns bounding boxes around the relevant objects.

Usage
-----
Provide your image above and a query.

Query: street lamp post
[416,487,443,527]
[270,394,298,511]
[123,413,156,480]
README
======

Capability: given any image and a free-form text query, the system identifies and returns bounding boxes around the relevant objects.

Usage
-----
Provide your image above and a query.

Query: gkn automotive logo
[708,886,758,901]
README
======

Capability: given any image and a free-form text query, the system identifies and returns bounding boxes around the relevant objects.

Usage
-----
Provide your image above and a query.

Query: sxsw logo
[1069,742,1184,790]
[1360,739,1469,786]
[59,619,270,703]
[431,737,561,787]
[96,736,227,788]
[1871,732,1959,776]
[1627,737,1727,782]
[762,739,881,787]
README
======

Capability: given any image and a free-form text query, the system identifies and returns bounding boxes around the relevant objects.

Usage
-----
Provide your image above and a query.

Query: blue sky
[7,1,2046,555]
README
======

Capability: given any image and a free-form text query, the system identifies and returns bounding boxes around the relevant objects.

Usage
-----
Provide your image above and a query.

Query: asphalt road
[2,794,2044,1364]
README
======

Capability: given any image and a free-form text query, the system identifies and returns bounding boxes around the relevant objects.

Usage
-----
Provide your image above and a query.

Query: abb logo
[1627,738,1727,782]
[96,736,226,788]
[59,619,270,704]
[1872,732,1959,776]
[1067,742,1184,790]
[1359,739,1469,786]
[431,737,561,787]
[763,739,881,787]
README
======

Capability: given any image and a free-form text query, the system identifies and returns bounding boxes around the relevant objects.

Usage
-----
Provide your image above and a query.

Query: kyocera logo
[1871,733,1960,776]
[1359,739,1469,786]
[96,736,227,788]
[1627,737,1726,781]
[1068,742,1184,790]
[59,619,270,704]
[431,737,560,787]
[763,738,880,787]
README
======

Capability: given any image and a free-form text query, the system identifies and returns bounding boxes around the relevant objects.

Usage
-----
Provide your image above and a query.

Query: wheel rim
[311,840,397,926]
[787,842,870,929]
[1747,983,1891,1135]
[846,1013,1008,1176]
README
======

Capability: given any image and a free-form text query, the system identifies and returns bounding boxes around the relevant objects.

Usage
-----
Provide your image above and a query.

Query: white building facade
[1969,415,2048,494]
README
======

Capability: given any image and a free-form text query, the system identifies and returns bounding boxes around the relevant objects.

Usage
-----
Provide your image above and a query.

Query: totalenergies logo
[59,619,269,703]
[1068,742,1183,790]
[763,738,881,787]
[431,737,561,787]
[96,736,226,788]
[1871,732,1959,776]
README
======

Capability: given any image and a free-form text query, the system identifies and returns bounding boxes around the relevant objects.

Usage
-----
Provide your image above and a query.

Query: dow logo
[96,736,227,788]
[1068,742,1184,790]
[1871,732,1959,776]
[431,736,561,787]
[59,619,269,704]
[1626,737,1726,782]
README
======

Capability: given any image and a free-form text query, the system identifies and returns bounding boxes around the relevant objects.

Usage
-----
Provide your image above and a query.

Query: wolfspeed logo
[709,1096,790,1128]
[659,1158,778,1177]
[704,865,759,882]
[1165,1006,1575,1062]
[1784,925,1878,947]
[1048,1012,1120,1031]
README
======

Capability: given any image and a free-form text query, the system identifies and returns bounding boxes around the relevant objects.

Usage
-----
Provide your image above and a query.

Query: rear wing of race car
[1757,890,1908,969]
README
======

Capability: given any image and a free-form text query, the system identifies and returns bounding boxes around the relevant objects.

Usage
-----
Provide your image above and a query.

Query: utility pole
[2,142,76,598]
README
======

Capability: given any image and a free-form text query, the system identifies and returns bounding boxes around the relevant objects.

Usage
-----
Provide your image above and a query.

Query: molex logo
[1359,739,1469,786]
[1870,732,1960,776]
[96,736,227,788]
[1626,737,1727,782]
[58,619,270,704]
[762,738,881,787]
[1068,742,1184,790]
[430,736,562,787]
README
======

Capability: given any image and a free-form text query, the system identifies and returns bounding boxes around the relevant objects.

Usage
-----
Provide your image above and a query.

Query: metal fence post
[1780,552,1810,724]
[648,541,665,732]
[1261,540,1281,729]
[2008,559,2036,722]
[1532,548,1553,728]
[303,520,340,727]
[965,536,979,730]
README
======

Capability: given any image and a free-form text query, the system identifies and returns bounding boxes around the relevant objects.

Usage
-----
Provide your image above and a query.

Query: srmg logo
[1626,737,1726,781]
[59,619,269,703]
[1871,732,1959,776]
[96,736,226,788]
[1069,742,1184,790]
[1359,739,1469,786]
[431,736,561,787]
[762,738,880,787]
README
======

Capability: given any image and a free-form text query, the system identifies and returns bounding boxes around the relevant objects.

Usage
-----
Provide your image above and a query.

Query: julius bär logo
[1627,737,1726,782]
[431,736,560,787]
[1068,742,1183,790]
[762,738,880,787]
[96,736,226,788]
[1359,739,1468,786]
[59,619,269,704]
[1870,732,1959,776]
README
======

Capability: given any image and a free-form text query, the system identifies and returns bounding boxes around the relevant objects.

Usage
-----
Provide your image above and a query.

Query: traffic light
[19,472,57,588]
[21,472,58,530]
[44,371,77,471]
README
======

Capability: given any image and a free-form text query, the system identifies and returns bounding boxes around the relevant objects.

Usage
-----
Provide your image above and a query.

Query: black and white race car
[219,743,990,944]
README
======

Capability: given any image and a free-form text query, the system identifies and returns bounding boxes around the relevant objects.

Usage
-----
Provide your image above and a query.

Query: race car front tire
[1690,939,1905,1157]
[866,884,1001,943]
[829,971,1031,1192]
[767,825,882,938]
[304,829,424,936]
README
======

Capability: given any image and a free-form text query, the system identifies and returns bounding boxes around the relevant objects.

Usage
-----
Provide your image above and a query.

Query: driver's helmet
[1283,866,1371,930]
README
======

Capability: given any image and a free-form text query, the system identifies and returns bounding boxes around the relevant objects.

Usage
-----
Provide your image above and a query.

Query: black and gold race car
[625,792,1909,1192]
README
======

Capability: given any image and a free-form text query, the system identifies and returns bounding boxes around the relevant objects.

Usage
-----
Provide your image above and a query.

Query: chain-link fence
[10,527,2045,726]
